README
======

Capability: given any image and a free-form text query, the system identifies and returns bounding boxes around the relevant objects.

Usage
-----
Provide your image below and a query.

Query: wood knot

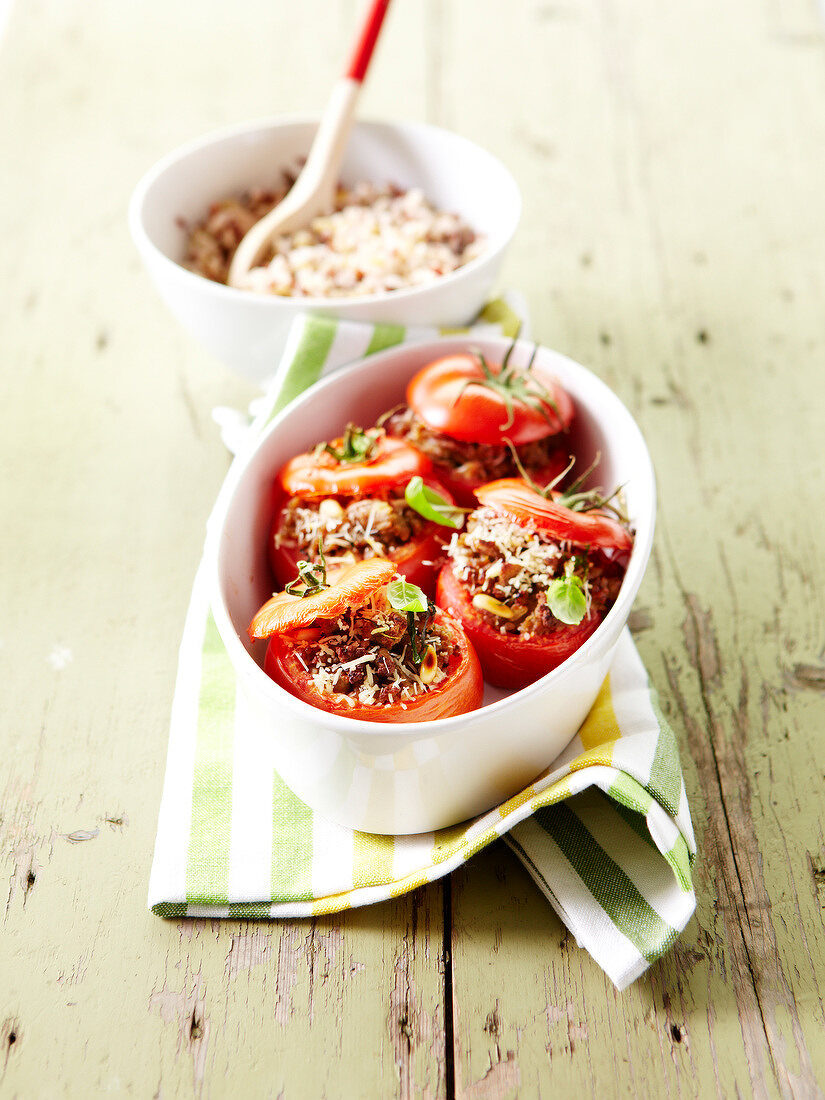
[22,870,36,905]
[809,856,825,903]
[670,1023,683,1043]
[3,1019,20,1052]
[484,1008,501,1039]
[628,608,652,633]
[397,1014,414,1042]
[790,663,825,691]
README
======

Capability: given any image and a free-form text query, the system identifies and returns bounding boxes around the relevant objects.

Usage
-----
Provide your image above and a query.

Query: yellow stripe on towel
[577,674,621,750]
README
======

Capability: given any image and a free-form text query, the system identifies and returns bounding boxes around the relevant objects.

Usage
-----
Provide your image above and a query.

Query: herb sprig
[386,578,436,668]
[285,537,329,597]
[547,574,587,625]
[318,423,381,465]
[453,343,563,432]
[504,440,629,524]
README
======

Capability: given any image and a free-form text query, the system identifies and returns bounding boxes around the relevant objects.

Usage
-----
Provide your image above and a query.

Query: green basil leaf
[404,476,464,529]
[547,575,587,625]
[386,578,429,614]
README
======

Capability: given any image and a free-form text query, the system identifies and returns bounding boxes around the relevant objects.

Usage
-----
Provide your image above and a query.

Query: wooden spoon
[227,0,392,288]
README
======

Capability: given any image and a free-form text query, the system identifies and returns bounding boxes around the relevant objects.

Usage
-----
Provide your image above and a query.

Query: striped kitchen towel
[148,301,697,991]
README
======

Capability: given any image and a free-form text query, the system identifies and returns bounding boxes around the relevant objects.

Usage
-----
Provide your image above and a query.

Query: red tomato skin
[475,479,633,551]
[407,353,575,446]
[279,436,431,498]
[263,609,484,723]
[435,564,602,691]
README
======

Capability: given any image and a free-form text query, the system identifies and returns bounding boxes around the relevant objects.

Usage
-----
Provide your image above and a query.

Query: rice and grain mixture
[183,180,483,298]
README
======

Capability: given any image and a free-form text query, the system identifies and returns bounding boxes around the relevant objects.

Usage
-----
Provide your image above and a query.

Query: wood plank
[445,0,825,1095]
[0,1,447,1095]
[3,0,825,1094]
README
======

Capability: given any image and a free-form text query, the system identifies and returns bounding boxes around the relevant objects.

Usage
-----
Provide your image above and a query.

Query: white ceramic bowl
[207,336,656,834]
[129,117,521,384]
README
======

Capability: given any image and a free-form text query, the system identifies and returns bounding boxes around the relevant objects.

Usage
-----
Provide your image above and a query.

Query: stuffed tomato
[270,424,456,596]
[436,477,633,690]
[381,347,574,506]
[249,558,483,723]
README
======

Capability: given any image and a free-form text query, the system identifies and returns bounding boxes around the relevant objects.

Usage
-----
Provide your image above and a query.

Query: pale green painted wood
[2,0,825,1096]
[0,2,446,1097]
[447,0,825,1097]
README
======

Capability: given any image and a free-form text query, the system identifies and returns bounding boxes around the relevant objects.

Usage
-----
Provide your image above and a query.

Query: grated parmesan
[445,506,613,637]
[276,491,426,566]
[292,602,450,708]
[447,508,566,600]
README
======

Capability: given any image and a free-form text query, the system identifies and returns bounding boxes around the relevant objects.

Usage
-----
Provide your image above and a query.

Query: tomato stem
[504,439,574,496]
[450,344,564,435]
[503,440,630,524]
[318,423,382,464]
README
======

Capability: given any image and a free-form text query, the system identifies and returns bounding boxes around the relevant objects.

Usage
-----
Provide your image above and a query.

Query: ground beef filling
[447,508,626,638]
[275,492,430,565]
[382,406,566,487]
[294,603,450,707]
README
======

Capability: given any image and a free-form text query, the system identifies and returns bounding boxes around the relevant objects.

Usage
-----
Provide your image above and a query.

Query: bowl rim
[128,114,522,310]
[207,334,657,740]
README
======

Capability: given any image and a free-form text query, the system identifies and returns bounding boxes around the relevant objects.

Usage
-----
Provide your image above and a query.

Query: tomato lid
[406,351,574,446]
[475,478,633,550]
[279,435,431,498]
[248,558,398,641]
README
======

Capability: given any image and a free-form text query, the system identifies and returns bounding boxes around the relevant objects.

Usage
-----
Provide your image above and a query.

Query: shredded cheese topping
[448,508,567,599]
[276,493,426,567]
[446,507,608,637]
[294,602,449,708]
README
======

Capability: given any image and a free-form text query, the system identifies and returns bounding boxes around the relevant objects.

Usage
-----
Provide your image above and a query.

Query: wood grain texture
[2,0,825,1095]
[445,1,825,1097]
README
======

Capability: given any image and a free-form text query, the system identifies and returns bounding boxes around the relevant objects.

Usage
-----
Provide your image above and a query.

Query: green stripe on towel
[536,801,678,963]
[272,316,338,416]
[186,612,235,905]
[663,833,694,893]
[365,323,406,355]
[646,692,684,816]
[272,772,314,902]
[478,298,522,338]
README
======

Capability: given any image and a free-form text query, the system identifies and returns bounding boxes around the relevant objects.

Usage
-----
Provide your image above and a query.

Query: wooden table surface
[3,0,825,1096]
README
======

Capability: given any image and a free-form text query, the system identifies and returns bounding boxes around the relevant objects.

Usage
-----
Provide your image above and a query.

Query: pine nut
[318,498,345,524]
[419,645,439,684]
[472,593,519,619]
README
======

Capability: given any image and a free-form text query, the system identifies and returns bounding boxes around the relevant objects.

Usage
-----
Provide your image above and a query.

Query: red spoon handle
[345,0,392,83]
